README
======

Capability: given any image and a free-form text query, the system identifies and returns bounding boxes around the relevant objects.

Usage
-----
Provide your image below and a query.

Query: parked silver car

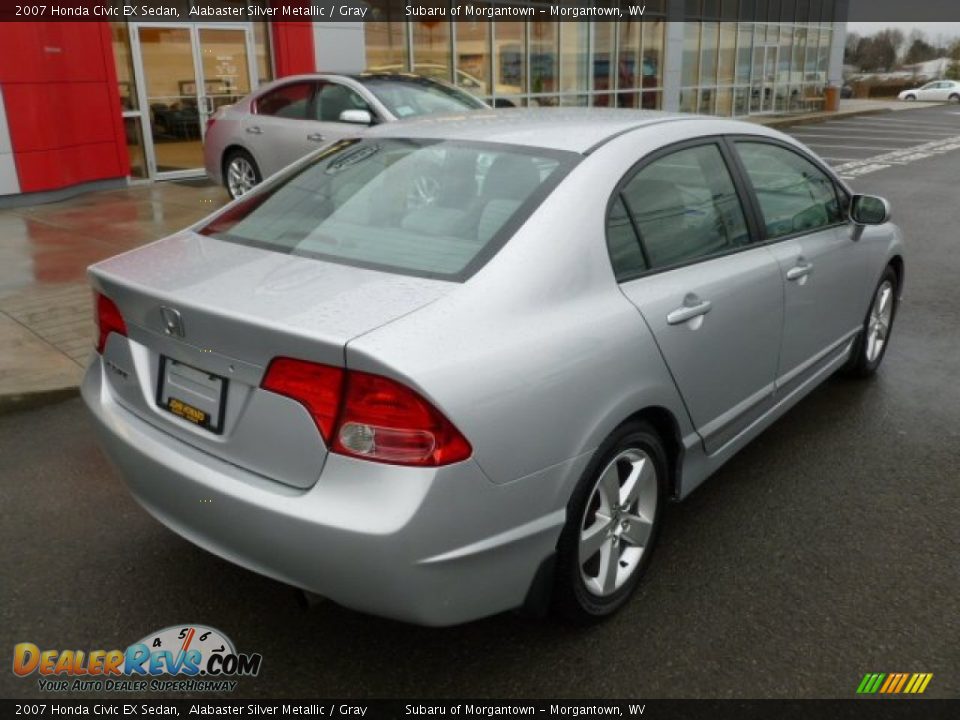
[203,73,487,199]
[85,110,904,626]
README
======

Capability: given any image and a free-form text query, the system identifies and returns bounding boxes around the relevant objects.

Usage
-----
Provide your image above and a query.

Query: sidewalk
[0,181,228,412]
[750,98,942,128]
[0,99,941,412]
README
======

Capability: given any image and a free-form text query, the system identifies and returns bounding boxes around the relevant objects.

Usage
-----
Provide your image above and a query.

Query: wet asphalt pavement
[1,105,959,700]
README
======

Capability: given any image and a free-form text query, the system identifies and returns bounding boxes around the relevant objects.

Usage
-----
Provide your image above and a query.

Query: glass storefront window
[699,87,716,114]
[593,22,615,105]
[682,23,701,88]
[124,117,147,179]
[111,22,137,111]
[679,89,698,113]
[718,22,736,85]
[365,22,407,71]
[530,21,558,102]
[618,22,642,92]
[456,22,491,96]
[252,21,272,84]
[643,20,665,89]
[716,87,733,116]
[412,21,451,79]
[736,24,753,84]
[494,22,526,100]
[701,22,719,87]
[560,22,589,95]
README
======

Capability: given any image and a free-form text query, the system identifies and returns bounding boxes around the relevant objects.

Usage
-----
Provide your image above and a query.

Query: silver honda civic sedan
[84,109,904,626]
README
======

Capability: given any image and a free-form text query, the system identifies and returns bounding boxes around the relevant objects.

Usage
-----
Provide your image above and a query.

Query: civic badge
[160,306,185,338]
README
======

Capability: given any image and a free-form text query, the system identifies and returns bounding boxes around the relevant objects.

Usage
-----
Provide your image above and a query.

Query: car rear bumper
[82,357,576,626]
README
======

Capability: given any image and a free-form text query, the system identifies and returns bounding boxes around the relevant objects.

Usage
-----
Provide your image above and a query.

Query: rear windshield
[200,139,576,280]
[359,78,486,117]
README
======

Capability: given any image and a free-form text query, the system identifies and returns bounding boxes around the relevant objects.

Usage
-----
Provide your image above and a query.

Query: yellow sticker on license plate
[166,397,208,426]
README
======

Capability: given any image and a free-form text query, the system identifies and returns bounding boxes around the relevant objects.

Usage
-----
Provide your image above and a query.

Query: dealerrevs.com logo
[12,624,262,693]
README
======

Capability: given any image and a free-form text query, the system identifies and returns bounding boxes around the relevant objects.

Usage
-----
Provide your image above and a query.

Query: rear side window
[735,141,843,239]
[359,78,485,118]
[256,83,313,120]
[200,139,575,280]
[606,196,647,280]
[612,143,750,273]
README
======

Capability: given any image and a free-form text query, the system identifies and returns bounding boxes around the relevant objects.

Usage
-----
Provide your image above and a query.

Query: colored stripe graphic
[858,672,933,694]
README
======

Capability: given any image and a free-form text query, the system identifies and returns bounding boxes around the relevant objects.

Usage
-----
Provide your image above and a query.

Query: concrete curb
[0,386,80,415]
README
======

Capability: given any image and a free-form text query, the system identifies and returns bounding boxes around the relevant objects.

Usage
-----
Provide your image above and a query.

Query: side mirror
[339,109,373,125]
[850,194,891,225]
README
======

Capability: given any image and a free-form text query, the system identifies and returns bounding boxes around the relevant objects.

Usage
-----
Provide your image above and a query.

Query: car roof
[361,107,770,155]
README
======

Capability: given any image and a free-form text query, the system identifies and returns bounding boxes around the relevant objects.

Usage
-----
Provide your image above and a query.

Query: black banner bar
[2,0,960,23]
[2,699,960,720]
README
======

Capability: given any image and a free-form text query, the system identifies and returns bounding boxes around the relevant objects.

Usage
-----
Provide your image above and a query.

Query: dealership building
[0,0,848,204]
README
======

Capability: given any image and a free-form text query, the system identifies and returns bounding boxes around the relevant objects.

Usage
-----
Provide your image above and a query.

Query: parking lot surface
[782,103,960,181]
[1,105,959,700]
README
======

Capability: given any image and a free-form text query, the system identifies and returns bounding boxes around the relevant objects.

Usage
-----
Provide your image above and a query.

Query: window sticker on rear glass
[395,106,415,117]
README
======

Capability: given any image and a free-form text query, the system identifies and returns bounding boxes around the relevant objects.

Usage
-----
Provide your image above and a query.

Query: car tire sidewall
[553,421,667,622]
[950,94,960,104]
[844,266,899,378]
[224,149,261,199]
[905,95,917,101]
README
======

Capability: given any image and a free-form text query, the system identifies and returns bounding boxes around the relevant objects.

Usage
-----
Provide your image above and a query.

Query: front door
[733,140,868,394]
[133,24,256,179]
[612,142,784,455]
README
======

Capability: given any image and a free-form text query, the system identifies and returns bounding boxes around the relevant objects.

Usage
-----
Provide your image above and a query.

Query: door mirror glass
[339,109,373,125]
[850,195,890,225]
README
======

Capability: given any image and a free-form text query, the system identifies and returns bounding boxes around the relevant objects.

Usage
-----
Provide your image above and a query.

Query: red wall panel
[270,22,316,77]
[0,21,128,194]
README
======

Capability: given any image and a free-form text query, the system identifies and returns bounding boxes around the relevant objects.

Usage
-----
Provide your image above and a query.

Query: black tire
[553,421,667,623]
[842,266,899,378]
[223,148,261,199]
[905,94,917,101]
[950,94,960,104]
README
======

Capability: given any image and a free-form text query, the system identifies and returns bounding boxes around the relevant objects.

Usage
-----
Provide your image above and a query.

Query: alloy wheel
[866,280,894,363]
[227,157,257,198]
[578,448,658,597]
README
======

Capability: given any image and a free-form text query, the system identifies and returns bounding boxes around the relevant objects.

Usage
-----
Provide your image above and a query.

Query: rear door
[732,140,867,395]
[242,81,319,176]
[610,141,784,455]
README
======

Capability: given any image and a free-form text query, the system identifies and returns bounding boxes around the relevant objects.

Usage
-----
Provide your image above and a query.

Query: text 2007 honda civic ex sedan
[83,109,905,626]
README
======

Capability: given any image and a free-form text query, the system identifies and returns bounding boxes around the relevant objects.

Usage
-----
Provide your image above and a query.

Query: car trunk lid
[90,231,453,488]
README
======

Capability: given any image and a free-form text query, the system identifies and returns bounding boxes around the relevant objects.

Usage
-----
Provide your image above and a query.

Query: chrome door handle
[307,133,326,142]
[786,263,813,281]
[667,299,712,325]
[245,126,262,135]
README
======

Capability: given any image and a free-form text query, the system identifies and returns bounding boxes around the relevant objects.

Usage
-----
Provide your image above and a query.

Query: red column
[269,2,316,77]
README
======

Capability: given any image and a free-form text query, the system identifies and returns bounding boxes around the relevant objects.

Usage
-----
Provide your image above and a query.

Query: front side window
[736,141,842,239]
[313,83,373,123]
[200,139,574,280]
[256,83,313,120]
[614,143,750,272]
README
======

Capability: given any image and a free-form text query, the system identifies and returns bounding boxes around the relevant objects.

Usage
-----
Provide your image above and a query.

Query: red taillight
[94,292,127,354]
[262,358,345,443]
[205,115,217,134]
[260,359,471,467]
[333,370,472,466]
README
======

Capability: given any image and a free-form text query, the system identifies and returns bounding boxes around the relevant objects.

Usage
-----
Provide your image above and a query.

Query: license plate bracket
[156,356,227,434]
